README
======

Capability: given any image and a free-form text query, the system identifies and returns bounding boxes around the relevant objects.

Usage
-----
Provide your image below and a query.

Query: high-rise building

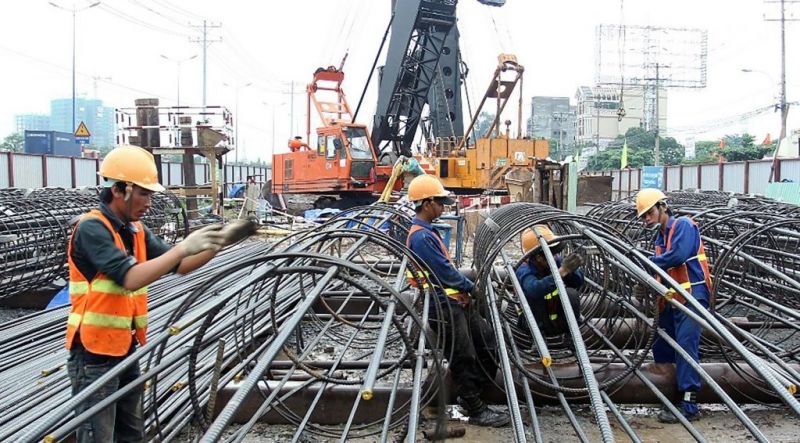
[50,98,116,148]
[526,96,576,160]
[14,114,51,133]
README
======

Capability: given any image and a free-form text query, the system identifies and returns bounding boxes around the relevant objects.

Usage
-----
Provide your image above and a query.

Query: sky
[0,0,798,162]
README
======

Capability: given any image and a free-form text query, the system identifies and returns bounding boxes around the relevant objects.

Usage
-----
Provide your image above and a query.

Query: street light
[160,54,198,107]
[49,1,101,133]
[223,81,253,163]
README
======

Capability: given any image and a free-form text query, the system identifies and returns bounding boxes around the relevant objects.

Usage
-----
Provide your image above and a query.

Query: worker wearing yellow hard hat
[516,225,584,342]
[64,145,255,442]
[404,174,509,428]
[635,188,712,423]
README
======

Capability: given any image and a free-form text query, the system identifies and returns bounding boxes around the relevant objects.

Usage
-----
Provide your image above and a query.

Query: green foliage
[584,127,685,171]
[0,133,24,152]
[683,133,774,164]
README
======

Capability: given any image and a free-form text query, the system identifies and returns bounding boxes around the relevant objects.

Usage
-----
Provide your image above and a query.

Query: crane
[370,0,505,161]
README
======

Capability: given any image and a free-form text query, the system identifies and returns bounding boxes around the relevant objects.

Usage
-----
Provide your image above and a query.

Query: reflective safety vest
[405,224,469,305]
[655,218,712,312]
[65,209,149,356]
[543,288,560,321]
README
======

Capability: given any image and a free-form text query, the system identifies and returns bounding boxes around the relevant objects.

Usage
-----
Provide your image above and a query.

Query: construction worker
[405,174,509,428]
[516,225,585,338]
[636,188,712,423]
[65,145,254,442]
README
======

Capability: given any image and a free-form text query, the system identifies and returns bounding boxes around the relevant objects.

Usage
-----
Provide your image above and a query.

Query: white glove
[179,224,225,256]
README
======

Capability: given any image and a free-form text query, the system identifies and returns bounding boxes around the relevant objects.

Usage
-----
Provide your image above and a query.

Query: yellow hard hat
[635,188,667,217]
[98,145,165,192]
[521,225,560,254]
[407,174,453,204]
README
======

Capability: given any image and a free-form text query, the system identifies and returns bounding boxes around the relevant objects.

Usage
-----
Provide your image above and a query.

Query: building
[14,114,50,133]
[50,98,116,148]
[574,85,667,150]
[526,96,576,159]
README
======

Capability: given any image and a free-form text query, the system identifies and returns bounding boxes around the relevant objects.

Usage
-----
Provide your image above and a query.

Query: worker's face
[114,184,153,222]
[641,205,660,227]
[429,197,446,218]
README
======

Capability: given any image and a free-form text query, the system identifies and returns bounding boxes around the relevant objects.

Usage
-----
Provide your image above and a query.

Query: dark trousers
[652,297,709,393]
[431,299,498,397]
[67,342,144,443]
[520,287,581,337]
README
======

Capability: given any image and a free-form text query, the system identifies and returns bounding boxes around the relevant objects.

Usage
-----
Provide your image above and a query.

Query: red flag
[718,138,726,163]
[719,138,726,149]
[762,133,771,145]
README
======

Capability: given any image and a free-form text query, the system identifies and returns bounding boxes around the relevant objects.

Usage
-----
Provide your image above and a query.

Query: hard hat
[635,188,667,217]
[521,225,560,254]
[407,174,454,204]
[98,145,165,192]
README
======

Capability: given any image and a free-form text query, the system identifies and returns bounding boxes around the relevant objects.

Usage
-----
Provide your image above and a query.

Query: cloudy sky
[1,0,797,161]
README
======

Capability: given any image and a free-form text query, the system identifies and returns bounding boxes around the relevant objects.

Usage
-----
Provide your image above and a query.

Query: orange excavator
[271,66,400,209]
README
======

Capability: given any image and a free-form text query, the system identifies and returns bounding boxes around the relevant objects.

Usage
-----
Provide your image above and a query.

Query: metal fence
[595,158,800,200]
[0,152,271,189]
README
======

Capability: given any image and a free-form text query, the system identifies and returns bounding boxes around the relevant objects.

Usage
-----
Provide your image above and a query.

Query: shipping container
[24,130,80,157]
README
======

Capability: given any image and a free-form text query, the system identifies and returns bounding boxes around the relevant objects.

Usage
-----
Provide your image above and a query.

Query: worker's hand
[220,219,258,246]
[178,224,225,256]
[632,283,648,301]
[560,253,584,276]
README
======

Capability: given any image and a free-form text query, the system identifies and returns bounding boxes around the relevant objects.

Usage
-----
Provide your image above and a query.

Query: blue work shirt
[515,256,585,304]
[407,218,474,299]
[650,216,710,301]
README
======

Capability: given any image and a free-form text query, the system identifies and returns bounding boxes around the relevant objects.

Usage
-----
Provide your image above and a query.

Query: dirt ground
[177,404,800,442]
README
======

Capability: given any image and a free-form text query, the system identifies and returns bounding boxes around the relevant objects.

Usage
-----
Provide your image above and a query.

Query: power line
[189,20,222,109]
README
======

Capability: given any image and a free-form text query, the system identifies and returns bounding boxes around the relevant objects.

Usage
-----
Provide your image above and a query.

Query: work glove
[179,224,225,256]
[220,219,259,246]
[560,253,584,275]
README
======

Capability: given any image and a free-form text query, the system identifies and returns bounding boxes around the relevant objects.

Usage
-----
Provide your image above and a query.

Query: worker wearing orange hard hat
[516,225,584,340]
[404,174,509,428]
[636,188,712,423]
[64,145,255,442]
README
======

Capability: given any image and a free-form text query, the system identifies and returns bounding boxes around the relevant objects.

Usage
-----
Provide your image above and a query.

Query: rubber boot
[657,392,700,423]
[459,393,510,428]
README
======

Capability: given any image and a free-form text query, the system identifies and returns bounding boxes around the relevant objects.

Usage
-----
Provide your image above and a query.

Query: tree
[585,127,685,171]
[684,133,774,164]
[0,133,24,152]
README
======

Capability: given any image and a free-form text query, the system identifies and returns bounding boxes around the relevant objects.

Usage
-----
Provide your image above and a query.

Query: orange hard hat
[98,145,165,192]
[521,225,560,254]
[407,174,454,204]
[635,188,667,217]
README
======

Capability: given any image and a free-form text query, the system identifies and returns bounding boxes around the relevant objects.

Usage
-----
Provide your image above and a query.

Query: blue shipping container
[24,130,80,157]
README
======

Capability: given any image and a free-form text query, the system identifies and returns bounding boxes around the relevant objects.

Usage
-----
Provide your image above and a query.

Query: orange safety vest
[65,209,149,356]
[655,218,712,312]
[405,224,470,306]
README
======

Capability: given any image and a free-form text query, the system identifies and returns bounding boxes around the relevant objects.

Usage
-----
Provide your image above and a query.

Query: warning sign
[74,121,91,137]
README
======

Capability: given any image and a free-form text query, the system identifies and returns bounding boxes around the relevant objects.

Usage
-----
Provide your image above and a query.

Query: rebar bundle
[3,197,800,442]
[0,187,188,300]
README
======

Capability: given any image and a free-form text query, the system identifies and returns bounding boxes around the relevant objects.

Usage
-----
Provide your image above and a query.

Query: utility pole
[654,64,661,166]
[190,20,222,110]
[764,0,797,181]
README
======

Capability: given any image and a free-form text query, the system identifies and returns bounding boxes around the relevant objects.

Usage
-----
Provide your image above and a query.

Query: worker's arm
[121,246,192,290]
[649,218,697,270]
[515,263,557,302]
[412,232,475,293]
[175,249,217,274]
[143,225,219,276]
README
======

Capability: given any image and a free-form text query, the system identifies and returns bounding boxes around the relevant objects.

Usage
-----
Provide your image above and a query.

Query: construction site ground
[3,205,799,442]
